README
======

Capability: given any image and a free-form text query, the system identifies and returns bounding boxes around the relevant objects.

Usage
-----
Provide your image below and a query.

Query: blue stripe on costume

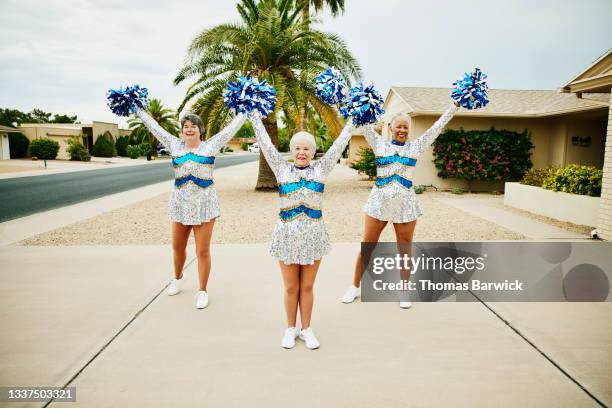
[278,178,325,195]
[174,174,214,189]
[375,154,417,167]
[375,174,413,189]
[172,153,215,166]
[279,205,322,221]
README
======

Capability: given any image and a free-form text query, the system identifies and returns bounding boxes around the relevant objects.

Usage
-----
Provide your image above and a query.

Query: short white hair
[389,113,411,129]
[289,131,317,153]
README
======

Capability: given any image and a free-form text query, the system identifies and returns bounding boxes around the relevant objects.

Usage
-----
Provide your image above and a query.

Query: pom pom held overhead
[315,67,348,106]
[223,76,277,117]
[106,84,149,117]
[451,68,489,110]
[341,83,385,126]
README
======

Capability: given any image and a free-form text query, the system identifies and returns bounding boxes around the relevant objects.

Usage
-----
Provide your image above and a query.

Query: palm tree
[298,0,345,28]
[128,99,180,154]
[174,0,360,189]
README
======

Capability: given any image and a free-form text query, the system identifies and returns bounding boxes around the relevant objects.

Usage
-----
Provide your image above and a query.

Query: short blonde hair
[290,131,317,154]
[389,113,411,129]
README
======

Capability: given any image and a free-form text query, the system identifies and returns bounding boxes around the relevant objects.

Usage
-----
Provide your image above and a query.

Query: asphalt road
[0,155,259,223]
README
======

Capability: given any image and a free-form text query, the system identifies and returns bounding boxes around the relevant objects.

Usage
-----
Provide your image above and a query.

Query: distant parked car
[157,147,170,156]
[248,143,260,153]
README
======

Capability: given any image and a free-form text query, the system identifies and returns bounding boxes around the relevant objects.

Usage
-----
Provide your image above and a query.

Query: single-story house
[227,137,256,152]
[560,50,612,240]
[18,121,131,160]
[0,124,21,160]
[349,88,608,192]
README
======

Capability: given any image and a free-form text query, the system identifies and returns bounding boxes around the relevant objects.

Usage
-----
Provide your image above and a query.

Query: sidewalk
[0,244,610,407]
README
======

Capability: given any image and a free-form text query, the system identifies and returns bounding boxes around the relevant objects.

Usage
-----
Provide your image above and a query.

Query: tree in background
[128,99,179,155]
[174,0,360,189]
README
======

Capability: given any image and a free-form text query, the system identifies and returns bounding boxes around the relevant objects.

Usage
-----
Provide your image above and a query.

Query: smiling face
[292,142,313,167]
[390,116,409,144]
[181,120,201,144]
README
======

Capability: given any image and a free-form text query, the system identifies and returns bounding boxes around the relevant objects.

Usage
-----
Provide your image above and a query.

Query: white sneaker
[298,327,320,350]
[196,291,209,309]
[281,327,299,349]
[341,285,360,303]
[399,291,412,309]
[167,275,184,296]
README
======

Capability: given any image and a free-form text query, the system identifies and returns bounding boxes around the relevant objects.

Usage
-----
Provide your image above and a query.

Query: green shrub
[67,138,91,161]
[240,142,249,151]
[224,147,233,153]
[115,136,130,157]
[350,147,376,179]
[278,136,290,153]
[433,127,534,191]
[92,135,116,157]
[414,185,425,194]
[29,138,59,160]
[8,132,29,158]
[139,142,152,156]
[521,167,550,186]
[451,187,465,194]
[539,164,602,197]
[126,145,140,159]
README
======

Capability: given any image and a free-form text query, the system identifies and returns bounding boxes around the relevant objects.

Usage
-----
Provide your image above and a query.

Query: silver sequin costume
[362,104,458,223]
[250,112,355,265]
[135,107,246,225]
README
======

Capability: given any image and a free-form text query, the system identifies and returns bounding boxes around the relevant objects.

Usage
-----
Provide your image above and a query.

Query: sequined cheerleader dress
[362,104,458,223]
[135,107,247,225]
[250,112,355,265]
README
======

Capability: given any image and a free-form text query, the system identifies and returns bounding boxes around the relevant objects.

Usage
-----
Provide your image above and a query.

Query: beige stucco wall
[564,116,606,167]
[597,93,612,240]
[19,125,81,160]
[118,129,132,137]
[92,122,119,143]
[1,132,10,160]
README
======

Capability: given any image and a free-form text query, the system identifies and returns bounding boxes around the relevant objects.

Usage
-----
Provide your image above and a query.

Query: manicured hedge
[115,135,129,157]
[92,135,117,157]
[433,128,534,188]
[67,138,91,161]
[522,164,602,197]
[350,147,376,179]
[30,138,59,160]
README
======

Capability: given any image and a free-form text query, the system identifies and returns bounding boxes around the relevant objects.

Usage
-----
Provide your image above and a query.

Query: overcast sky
[1,0,610,127]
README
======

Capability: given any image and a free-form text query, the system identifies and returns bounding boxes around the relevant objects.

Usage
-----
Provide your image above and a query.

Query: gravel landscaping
[19,161,525,246]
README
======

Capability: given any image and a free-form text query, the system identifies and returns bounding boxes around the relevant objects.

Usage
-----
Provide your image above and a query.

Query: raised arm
[410,104,458,154]
[361,124,380,150]
[249,112,287,178]
[134,106,180,154]
[204,113,247,154]
[317,121,356,177]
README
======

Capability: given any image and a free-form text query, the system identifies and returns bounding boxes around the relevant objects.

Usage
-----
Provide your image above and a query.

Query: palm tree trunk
[255,117,279,190]
[301,0,311,28]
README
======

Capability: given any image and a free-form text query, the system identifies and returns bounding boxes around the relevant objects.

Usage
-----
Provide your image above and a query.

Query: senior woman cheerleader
[341,69,490,308]
[250,111,356,349]
[107,84,247,309]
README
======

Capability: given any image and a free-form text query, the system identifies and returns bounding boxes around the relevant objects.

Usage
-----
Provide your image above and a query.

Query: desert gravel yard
[19,160,526,246]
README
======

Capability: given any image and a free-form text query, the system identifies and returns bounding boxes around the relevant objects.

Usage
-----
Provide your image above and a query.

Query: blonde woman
[249,111,355,349]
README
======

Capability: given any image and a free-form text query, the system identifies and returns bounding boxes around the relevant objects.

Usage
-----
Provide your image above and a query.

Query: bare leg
[392,220,417,283]
[352,214,388,287]
[192,218,216,291]
[172,222,192,279]
[279,262,300,327]
[298,260,321,329]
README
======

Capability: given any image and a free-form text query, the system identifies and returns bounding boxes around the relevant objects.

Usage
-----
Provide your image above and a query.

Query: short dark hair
[180,113,204,135]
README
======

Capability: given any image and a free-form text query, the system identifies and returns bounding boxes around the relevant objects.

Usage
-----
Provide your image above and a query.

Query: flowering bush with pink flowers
[432,127,534,190]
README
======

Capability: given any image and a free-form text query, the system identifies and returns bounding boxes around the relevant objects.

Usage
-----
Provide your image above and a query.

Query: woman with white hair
[133,107,247,309]
[249,111,355,349]
[341,102,460,308]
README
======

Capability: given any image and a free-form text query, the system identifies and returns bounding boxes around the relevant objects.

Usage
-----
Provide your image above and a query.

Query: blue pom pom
[315,67,348,106]
[223,76,277,117]
[106,84,148,117]
[340,83,385,126]
[451,68,489,110]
